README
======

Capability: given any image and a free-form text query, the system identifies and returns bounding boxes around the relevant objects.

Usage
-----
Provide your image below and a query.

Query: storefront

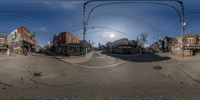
[9,40,36,55]
[114,45,138,54]
[52,43,84,56]
[0,44,8,55]
[184,46,200,56]
[68,43,83,56]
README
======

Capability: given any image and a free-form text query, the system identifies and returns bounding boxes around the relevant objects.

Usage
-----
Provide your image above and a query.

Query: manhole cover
[153,66,162,70]
[33,73,42,77]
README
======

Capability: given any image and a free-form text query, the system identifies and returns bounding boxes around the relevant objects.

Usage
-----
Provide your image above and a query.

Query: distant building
[0,33,8,54]
[163,36,176,52]
[150,36,176,53]
[171,34,200,56]
[105,38,140,54]
[97,43,105,50]
[105,42,114,53]
[150,41,160,52]
[7,26,38,54]
[150,40,164,53]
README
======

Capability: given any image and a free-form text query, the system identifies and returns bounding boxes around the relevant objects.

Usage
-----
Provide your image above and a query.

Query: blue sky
[0,0,200,46]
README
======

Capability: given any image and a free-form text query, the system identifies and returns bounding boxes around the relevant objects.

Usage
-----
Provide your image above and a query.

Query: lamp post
[179,1,185,57]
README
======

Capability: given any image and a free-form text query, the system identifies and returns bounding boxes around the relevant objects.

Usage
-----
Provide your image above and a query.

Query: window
[175,47,181,50]
[0,38,4,43]
[178,37,183,43]
[187,37,194,43]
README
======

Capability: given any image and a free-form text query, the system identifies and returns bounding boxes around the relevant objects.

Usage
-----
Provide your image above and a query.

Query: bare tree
[138,32,148,48]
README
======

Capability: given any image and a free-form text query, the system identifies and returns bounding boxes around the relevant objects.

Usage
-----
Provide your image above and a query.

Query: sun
[103,31,117,39]
[109,32,115,39]
[110,33,115,38]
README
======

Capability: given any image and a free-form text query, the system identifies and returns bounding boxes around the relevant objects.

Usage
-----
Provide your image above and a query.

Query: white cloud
[39,27,46,31]
[34,27,46,32]
[41,1,52,5]
[41,1,84,9]
[60,1,84,8]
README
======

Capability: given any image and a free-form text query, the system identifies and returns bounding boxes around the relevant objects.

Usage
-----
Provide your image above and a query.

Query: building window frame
[0,38,4,44]
[187,37,194,43]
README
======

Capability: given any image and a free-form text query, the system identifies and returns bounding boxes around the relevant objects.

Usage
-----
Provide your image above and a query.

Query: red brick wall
[57,32,79,43]
[17,26,36,45]
[184,36,196,44]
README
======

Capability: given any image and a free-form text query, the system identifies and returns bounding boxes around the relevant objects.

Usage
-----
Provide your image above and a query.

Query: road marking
[72,61,125,69]
[71,57,134,69]
[93,56,105,59]
[56,52,138,69]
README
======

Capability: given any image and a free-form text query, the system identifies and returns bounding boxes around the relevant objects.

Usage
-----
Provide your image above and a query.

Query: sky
[0,0,200,47]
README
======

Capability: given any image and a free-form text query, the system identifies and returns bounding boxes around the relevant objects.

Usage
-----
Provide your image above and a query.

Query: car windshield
[0,0,200,100]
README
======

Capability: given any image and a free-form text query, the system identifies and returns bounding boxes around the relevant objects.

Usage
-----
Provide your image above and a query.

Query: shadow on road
[32,52,69,57]
[101,52,171,62]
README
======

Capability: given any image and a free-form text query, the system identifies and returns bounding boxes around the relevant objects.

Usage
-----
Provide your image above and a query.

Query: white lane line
[93,57,105,59]
[72,61,124,69]
[71,57,133,69]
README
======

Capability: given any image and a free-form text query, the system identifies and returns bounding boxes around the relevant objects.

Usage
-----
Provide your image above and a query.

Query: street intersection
[0,51,200,100]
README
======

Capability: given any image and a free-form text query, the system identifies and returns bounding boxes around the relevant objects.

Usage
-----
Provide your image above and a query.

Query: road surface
[0,51,200,100]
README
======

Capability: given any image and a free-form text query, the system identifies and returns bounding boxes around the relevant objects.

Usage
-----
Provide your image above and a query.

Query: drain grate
[33,73,42,77]
[153,66,162,70]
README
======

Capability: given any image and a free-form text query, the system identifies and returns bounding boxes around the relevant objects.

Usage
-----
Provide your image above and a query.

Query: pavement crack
[182,70,200,83]
[0,81,13,88]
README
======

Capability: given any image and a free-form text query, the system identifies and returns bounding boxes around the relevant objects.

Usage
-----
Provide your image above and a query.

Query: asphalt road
[0,51,200,100]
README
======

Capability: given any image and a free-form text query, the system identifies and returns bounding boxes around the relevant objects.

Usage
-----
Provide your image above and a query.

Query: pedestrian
[24,48,28,56]
[80,47,84,56]
[6,48,10,56]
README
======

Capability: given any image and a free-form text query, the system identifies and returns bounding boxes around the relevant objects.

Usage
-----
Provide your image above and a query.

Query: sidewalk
[0,54,24,61]
[156,53,200,61]
[56,51,94,63]
[168,54,200,83]
[156,53,200,83]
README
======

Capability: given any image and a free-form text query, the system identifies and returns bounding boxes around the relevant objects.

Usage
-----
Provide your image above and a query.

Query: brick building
[52,32,79,44]
[7,26,38,55]
[51,32,81,56]
[172,34,200,56]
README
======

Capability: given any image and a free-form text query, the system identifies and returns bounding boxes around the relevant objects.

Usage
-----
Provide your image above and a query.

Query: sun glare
[110,33,115,38]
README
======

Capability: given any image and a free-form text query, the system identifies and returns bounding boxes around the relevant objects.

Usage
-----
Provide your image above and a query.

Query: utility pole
[83,3,87,41]
[178,1,185,57]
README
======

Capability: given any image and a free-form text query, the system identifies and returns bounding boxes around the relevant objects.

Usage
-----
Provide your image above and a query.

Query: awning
[116,45,135,49]
[0,47,7,49]
[184,46,200,49]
